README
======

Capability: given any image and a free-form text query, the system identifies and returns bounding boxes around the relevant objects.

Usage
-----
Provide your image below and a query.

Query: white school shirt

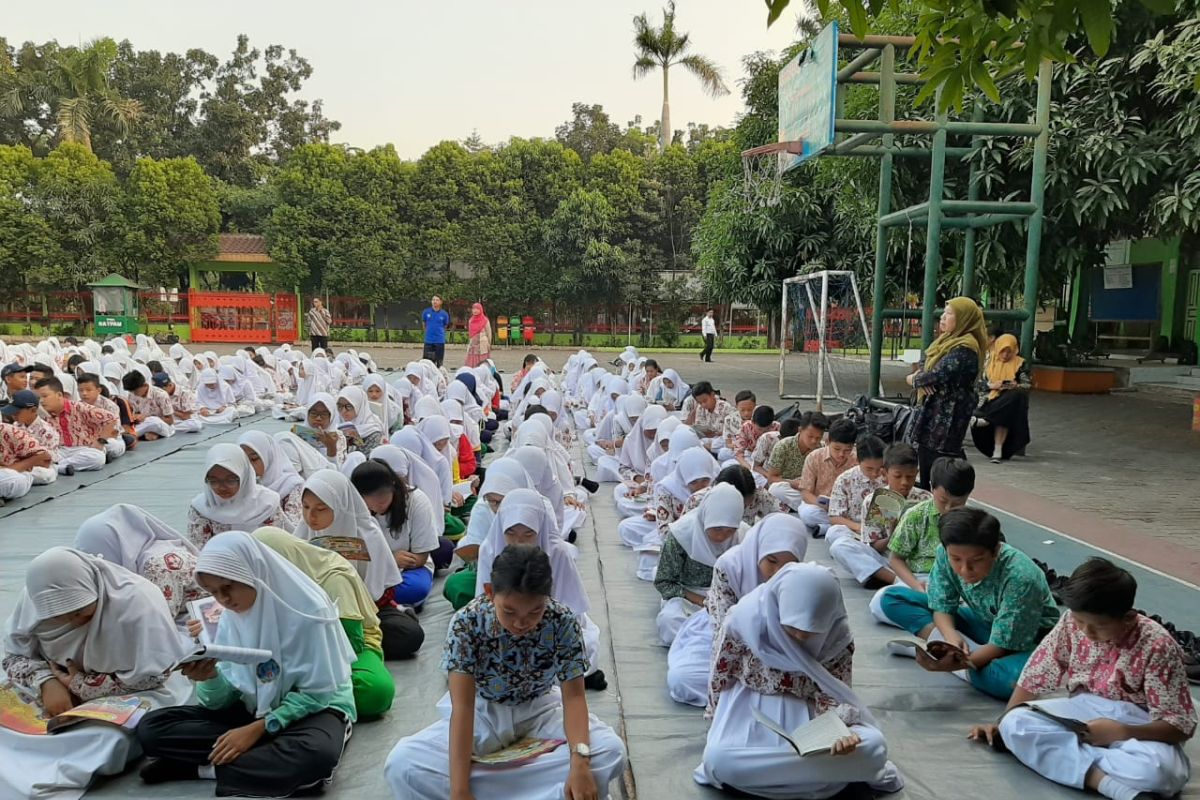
[375,488,440,574]
[702,315,718,337]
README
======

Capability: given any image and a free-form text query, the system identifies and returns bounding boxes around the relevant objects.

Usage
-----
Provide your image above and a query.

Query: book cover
[859,488,909,543]
[472,737,566,768]
[187,596,223,644]
[0,685,149,736]
[310,535,371,562]
[291,424,324,448]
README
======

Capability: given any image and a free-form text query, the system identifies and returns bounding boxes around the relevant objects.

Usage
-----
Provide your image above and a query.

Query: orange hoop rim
[741,140,804,159]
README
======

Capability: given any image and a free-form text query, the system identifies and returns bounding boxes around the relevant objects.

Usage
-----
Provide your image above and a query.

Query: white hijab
[618,403,669,475]
[197,368,236,409]
[370,444,446,533]
[667,482,743,566]
[507,446,565,525]
[274,430,334,478]
[74,503,199,572]
[337,385,383,440]
[475,488,589,615]
[391,428,453,504]
[191,444,282,528]
[715,513,809,600]
[239,430,305,500]
[660,445,720,505]
[306,393,338,432]
[195,532,354,718]
[614,394,647,436]
[722,562,874,725]
[3,548,189,683]
[291,469,403,599]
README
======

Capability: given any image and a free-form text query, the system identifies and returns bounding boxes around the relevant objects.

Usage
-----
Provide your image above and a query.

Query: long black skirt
[971,390,1031,460]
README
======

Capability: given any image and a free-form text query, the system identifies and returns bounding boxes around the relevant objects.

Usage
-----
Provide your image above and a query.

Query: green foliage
[122,156,219,287]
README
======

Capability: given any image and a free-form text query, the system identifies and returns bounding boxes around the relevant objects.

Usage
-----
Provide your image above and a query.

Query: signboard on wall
[1103,264,1133,290]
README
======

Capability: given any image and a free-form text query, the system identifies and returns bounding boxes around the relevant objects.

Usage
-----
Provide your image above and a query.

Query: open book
[752,707,852,757]
[338,423,364,448]
[1017,701,1088,736]
[888,637,977,670]
[290,424,325,448]
[176,643,273,668]
[187,596,223,643]
[472,737,566,768]
[310,535,371,562]
[859,488,917,544]
[0,685,149,736]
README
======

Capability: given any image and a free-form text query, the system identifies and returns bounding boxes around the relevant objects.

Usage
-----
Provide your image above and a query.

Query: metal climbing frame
[805,30,1052,397]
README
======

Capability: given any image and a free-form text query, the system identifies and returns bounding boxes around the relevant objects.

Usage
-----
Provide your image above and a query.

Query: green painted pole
[1020,60,1053,357]
[920,92,949,350]
[961,102,985,297]
[868,44,896,398]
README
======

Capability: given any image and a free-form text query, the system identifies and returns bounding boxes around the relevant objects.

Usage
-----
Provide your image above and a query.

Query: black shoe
[139,758,198,784]
[63,465,75,477]
[584,670,608,691]
[807,525,824,539]
[566,530,578,545]
[579,478,600,494]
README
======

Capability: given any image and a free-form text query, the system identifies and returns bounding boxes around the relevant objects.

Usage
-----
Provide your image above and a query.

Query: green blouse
[654,533,715,601]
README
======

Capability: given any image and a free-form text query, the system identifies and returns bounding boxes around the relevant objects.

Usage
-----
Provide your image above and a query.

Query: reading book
[187,596,223,644]
[291,424,325,448]
[472,737,566,768]
[0,685,148,736]
[752,707,852,757]
[859,488,915,543]
[1016,701,1088,736]
[338,423,365,448]
[177,643,273,668]
[888,637,977,670]
[310,535,371,562]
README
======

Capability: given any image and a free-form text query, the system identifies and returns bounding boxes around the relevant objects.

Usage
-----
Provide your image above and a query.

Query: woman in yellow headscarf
[904,297,989,487]
[970,332,1032,463]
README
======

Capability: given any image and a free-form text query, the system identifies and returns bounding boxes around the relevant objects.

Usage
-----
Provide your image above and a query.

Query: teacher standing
[465,302,491,367]
[905,296,988,488]
[420,295,451,368]
[307,298,332,353]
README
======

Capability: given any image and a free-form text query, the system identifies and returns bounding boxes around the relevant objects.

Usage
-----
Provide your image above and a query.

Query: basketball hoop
[741,141,803,208]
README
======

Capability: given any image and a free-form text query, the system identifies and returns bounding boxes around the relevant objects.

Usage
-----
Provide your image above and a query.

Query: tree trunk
[660,65,671,151]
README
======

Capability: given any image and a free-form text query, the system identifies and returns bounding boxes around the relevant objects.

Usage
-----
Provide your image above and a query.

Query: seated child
[194,368,241,424]
[695,562,904,799]
[655,483,744,646]
[35,376,115,474]
[137,532,356,796]
[76,372,127,460]
[973,558,1194,800]
[828,441,931,588]
[238,430,304,531]
[122,370,176,440]
[793,417,859,537]
[880,507,1060,700]
[766,412,827,512]
[336,385,385,457]
[731,404,778,476]
[384,545,627,800]
[154,372,204,433]
[0,420,53,501]
[187,444,283,548]
[352,460,441,608]
[253,527,396,719]
[870,456,974,623]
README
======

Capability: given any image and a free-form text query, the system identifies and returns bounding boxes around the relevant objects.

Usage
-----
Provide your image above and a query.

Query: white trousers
[30,466,57,485]
[172,416,204,434]
[666,609,712,707]
[695,682,903,799]
[384,689,626,800]
[57,446,106,474]
[0,468,35,499]
[657,596,701,647]
[999,694,1190,797]
[799,503,831,536]
[618,515,655,549]
[199,408,239,425]
[612,483,642,518]
[135,416,174,439]
[717,447,735,462]
[768,482,804,511]
[103,436,125,460]
[635,551,659,583]
[234,403,256,418]
[828,525,891,585]
[592,454,622,483]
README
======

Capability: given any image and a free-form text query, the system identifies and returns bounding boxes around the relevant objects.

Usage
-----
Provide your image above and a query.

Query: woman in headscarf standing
[465,302,491,368]
[694,563,904,799]
[970,332,1032,463]
[905,296,988,488]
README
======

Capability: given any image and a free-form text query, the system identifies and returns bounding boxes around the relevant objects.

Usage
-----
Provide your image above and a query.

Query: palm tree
[632,2,730,152]
[0,37,140,152]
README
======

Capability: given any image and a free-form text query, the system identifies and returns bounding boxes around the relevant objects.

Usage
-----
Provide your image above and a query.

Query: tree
[122,156,219,288]
[0,145,61,296]
[632,1,730,152]
[555,103,624,163]
[0,38,141,152]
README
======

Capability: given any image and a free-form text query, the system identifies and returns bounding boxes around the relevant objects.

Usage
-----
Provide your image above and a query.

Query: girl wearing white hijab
[0,549,193,799]
[239,430,306,531]
[612,404,670,518]
[391,427,461,537]
[336,385,384,456]
[363,374,403,431]
[695,563,903,799]
[474,489,605,688]
[292,470,422,660]
[506,445,566,530]
[218,365,258,416]
[654,482,743,646]
[588,394,647,482]
[135,532,357,796]
[74,504,206,621]
[667,514,808,707]
[187,444,283,549]
[300,392,347,465]
[511,420,587,535]
[647,368,689,411]
[195,368,240,424]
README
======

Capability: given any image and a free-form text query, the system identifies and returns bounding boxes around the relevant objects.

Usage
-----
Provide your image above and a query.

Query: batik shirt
[1018,613,1197,735]
[49,399,116,448]
[128,385,174,419]
[733,420,778,458]
[910,347,980,453]
[765,436,810,480]
[186,508,284,549]
[886,499,941,574]
[799,446,858,498]
[684,397,734,439]
[0,422,45,466]
[828,465,886,523]
[654,534,715,601]
[442,596,587,705]
[750,431,780,471]
[683,485,781,524]
[19,417,61,457]
[927,543,1060,651]
[169,385,199,415]
[2,652,167,702]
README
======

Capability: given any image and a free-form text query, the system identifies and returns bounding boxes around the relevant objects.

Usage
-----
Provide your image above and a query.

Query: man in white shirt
[700,309,718,363]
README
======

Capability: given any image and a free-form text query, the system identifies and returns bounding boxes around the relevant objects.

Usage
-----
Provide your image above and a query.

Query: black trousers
[310,335,329,352]
[378,605,425,659]
[422,343,445,367]
[137,704,348,797]
[917,443,966,490]
[700,333,715,362]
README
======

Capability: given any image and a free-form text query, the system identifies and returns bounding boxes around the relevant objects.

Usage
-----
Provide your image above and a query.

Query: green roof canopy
[86,273,144,289]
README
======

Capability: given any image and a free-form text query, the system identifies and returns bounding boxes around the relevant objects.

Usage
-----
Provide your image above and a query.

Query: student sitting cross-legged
[828,441,931,589]
[137,531,357,796]
[969,558,1194,800]
[879,507,1060,700]
[694,562,904,799]
[384,545,628,800]
[792,417,859,538]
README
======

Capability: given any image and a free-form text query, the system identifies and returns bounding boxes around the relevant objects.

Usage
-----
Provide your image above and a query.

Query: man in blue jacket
[421,295,451,367]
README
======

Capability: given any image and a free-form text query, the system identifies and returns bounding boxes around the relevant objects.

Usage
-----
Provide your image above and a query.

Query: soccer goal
[779,270,878,409]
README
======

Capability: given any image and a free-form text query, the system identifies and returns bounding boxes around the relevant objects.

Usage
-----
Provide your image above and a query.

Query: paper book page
[179,643,273,667]
[453,480,475,497]
[310,535,371,562]
[788,711,852,756]
[187,596,223,644]
[291,424,323,447]
[46,695,148,733]
[0,683,49,735]
[860,489,905,543]
[752,706,800,752]
[472,737,566,767]
[1020,701,1088,734]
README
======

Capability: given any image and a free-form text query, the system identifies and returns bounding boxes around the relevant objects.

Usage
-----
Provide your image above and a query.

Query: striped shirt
[307,306,332,337]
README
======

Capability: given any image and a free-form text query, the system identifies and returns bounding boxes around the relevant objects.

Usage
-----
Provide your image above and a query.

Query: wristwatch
[572,743,592,759]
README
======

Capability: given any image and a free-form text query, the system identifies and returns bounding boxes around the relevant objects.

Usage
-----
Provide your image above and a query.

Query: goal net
[779,270,877,410]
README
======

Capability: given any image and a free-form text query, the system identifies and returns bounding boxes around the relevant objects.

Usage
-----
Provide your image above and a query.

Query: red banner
[189,291,298,344]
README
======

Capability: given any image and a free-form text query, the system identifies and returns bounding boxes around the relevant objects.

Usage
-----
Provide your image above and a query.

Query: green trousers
[444,513,466,540]
[443,564,478,611]
[351,646,395,718]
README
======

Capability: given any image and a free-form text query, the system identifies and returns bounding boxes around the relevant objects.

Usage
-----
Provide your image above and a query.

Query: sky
[4,0,802,159]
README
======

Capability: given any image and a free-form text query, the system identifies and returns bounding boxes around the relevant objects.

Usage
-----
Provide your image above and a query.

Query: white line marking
[973,499,1200,592]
